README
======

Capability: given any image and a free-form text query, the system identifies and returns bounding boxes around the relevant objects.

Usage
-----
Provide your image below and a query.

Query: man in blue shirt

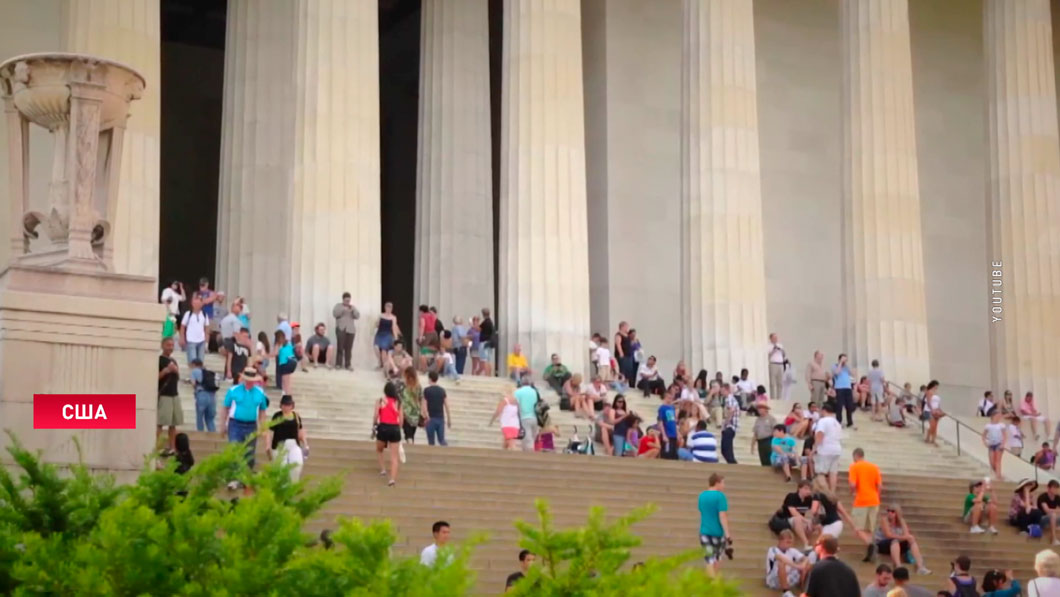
[223,367,269,478]
[698,473,731,574]
[275,313,293,343]
[657,388,678,460]
[832,353,855,428]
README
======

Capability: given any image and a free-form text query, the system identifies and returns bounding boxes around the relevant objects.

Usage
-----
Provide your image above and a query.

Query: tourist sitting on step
[542,353,572,395]
[809,474,859,542]
[770,425,800,482]
[304,322,335,369]
[964,479,1000,534]
[637,426,661,459]
[783,404,811,439]
[506,343,531,381]
[768,480,816,550]
[862,563,893,597]
[874,504,931,575]
[1021,392,1050,442]
[764,529,814,595]
[1036,480,1060,546]
[1033,442,1057,471]
[1008,478,1042,534]
[636,356,666,397]
[417,331,441,373]
[886,394,908,428]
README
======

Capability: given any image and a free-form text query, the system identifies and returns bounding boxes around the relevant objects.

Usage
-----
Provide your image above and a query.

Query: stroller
[564,424,596,455]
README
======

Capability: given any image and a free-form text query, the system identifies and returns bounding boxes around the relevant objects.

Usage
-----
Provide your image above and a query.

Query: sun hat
[1015,478,1039,493]
[241,367,261,382]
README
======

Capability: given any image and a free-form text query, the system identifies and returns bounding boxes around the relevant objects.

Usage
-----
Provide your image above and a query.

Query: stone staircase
[176,352,991,480]
[187,434,1051,597]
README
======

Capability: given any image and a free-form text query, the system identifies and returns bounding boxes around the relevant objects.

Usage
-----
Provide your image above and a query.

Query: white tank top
[500,397,520,428]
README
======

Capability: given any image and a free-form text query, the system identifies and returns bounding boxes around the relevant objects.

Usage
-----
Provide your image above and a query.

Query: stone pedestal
[414,0,493,323]
[680,0,769,380]
[0,265,161,480]
[840,0,930,384]
[984,0,1060,416]
[217,0,381,365]
[61,0,160,278]
[498,0,590,374]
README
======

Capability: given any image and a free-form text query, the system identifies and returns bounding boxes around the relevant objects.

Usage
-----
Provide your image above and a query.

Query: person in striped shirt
[678,420,718,463]
[721,383,740,464]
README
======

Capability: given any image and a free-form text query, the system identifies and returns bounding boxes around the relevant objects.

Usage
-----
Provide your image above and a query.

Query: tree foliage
[0,435,740,596]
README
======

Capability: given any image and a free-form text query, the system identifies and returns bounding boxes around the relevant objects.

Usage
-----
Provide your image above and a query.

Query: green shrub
[0,436,739,596]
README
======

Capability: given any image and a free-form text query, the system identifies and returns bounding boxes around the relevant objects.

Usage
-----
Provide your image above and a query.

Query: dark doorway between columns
[159,0,501,324]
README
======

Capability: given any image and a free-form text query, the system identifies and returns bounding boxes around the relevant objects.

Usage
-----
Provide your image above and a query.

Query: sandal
[387,479,396,487]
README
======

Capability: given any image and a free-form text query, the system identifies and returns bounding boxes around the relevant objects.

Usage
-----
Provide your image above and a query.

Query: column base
[0,265,162,477]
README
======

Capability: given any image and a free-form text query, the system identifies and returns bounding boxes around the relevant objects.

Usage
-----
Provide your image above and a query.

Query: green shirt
[963,493,989,517]
[401,384,422,419]
[543,364,570,379]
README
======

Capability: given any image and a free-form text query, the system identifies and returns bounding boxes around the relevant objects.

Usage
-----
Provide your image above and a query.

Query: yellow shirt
[507,353,529,370]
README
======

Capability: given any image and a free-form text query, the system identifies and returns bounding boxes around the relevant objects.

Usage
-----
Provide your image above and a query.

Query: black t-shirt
[778,492,813,519]
[805,556,860,597]
[158,355,178,396]
[231,341,250,378]
[1038,492,1060,512]
[270,412,302,449]
[480,318,495,345]
[813,493,840,525]
[505,572,523,589]
[424,385,447,419]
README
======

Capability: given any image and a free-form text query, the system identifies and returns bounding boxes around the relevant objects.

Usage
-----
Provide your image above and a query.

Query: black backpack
[200,369,219,393]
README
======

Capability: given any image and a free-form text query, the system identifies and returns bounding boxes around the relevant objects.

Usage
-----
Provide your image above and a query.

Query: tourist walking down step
[222,367,269,487]
[515,376,539,451]
[697,473,731,575]
[805,351,829,407]
[422,371,450,446]
[374,301,400,370]
[157,336,181,456]
[266,394,307,482]
[373,382,404,487]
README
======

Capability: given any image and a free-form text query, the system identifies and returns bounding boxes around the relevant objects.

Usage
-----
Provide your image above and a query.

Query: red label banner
[33,394,137,429]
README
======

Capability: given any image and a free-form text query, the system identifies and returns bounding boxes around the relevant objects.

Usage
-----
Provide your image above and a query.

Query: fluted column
[680,0,769,380]
[984,0,1060,416]
[218,0,380,365]
[499,0,590,374]
[61,0,160,279]
[840,0,930,384]
[414,0,493,322]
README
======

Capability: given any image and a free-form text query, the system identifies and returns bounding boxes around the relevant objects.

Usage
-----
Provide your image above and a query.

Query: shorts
[876,538,910,555]
[820,520,844,538]
[872,391,884,405]
[376,423,401,445]
[988,442,1003,452]
[502,426,520,440]
[851,505,879,532]
[1040,513,1058,527]
[772,454,798,469]
[814,453,840,475]
[312,349,328,364]
[766,564,803,591]
[157,394,183,427]
[222,337,236,354]
[699,534,726,564]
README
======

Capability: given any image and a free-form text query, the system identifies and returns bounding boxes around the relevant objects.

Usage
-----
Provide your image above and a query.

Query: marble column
[840,0,930,384]
[61,0,160,279]
[984,0,1060,416]
[414,0,493,325]
[217,0,380,364]
[498,0,590,374]
[680,0,769,380]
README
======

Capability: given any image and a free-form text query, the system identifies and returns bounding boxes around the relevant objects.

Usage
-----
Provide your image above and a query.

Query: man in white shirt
[160,280,185,318]
[767,333,786,404]
[765,529,812,594]
[180,295,209,370]
[420,521,452,566]
[735,368,756,406]
[636,355,666,397]
[978,390,996,417]
[813,403,844,493]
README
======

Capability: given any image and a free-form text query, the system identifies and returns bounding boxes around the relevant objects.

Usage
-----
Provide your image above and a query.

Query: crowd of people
[158,282,1060,595]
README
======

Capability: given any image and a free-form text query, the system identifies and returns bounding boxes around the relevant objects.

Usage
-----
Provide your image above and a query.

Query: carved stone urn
[0,53,144,272]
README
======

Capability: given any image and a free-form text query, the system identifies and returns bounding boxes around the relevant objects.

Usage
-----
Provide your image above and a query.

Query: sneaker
[862,543,876,562]
[988,526,999,534]
[226,480,243,491]
[917,567,932,575]
[781,592,796,597]
[969,525,985,534]
[1052,539,1060,546]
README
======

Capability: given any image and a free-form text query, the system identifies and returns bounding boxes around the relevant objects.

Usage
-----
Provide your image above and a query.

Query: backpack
[200,369,219,393]
[952,575,979,597]
[534,389,550,427]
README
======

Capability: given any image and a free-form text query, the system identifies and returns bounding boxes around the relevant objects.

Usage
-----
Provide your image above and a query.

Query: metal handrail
[885,380,1057,485]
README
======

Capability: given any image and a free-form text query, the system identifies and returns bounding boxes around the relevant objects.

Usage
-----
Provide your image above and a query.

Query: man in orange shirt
[848,447,882,563]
